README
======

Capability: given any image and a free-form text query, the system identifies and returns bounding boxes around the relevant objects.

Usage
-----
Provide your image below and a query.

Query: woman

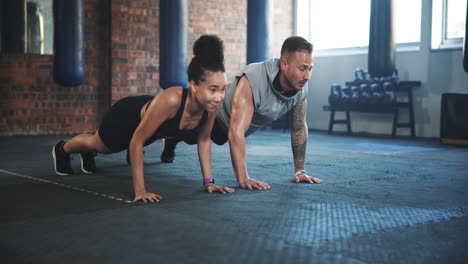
[52,35,234,203]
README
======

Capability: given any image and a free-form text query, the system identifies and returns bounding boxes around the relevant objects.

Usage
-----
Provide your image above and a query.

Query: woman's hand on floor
[205,183,235,194]
[133,191,163,203]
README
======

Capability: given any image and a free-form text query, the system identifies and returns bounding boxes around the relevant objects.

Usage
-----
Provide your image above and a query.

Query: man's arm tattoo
[291,99,308,170]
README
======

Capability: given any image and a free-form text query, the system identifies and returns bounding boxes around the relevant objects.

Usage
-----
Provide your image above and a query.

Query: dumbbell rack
[323,81,421,137]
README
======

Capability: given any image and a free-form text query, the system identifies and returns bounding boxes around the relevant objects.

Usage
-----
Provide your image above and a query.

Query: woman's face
[192,71,226,112]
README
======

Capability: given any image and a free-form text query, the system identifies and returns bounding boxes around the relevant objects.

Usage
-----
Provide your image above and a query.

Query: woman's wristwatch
[203,178,215,185]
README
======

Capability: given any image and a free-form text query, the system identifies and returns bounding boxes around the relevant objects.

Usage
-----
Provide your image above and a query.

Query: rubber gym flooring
[1,129,467,264]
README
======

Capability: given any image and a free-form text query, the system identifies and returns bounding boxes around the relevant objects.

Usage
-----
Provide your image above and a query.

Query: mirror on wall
[0,0,53,55]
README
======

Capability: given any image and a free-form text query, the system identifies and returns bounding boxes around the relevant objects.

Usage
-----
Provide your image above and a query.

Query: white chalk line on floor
[0,169,133,204]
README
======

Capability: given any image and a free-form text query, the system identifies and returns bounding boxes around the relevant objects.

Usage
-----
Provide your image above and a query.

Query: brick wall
[0,0,110,136]
[0,0,292,136]
[272,0,293,56]
[189,0,293,81]
[111,0,160,103]
[190,0,247,81]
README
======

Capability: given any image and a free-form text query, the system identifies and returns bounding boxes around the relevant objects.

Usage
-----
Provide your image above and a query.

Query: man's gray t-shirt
[216,58,308,136]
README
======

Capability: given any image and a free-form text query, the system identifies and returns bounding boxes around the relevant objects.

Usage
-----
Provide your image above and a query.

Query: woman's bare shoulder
[154,86,184,107]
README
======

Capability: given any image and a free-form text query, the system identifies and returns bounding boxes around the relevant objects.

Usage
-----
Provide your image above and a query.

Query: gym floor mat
[1,131,467,263]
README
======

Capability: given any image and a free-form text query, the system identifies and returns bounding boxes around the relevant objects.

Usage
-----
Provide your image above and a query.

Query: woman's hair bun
[193,35,224,65]
[187,35,225,84]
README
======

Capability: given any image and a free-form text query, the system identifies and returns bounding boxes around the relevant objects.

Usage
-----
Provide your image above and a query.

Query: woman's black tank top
[145,88,208,145]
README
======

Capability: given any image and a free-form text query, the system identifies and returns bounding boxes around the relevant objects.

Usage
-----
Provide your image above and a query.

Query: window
[0,0,53,55]
[394,0,421,45]
[296,0,370,51]
[296,0,421,52]
[432,0,467,49]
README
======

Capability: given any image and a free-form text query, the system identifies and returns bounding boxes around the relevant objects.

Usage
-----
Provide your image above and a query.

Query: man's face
[280,50,314,91]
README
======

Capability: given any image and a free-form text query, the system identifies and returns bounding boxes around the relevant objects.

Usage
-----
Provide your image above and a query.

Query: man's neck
[275,72,297,97]
[279,73,294,93]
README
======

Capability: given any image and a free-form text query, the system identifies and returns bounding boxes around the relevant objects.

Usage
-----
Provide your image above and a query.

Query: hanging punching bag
[159,0,188,89]
[53,0,85,86]
[463,3,468,73]
[247,0,272,64]
[368,0,396,78]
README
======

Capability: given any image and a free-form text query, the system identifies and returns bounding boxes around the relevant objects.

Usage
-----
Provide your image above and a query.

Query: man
[162,36,323,190]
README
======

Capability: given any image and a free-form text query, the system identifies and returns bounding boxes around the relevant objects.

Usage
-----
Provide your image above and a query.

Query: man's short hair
[280,36,313,57]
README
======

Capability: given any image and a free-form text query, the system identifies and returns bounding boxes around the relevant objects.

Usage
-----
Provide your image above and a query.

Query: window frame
[431,0,466,51]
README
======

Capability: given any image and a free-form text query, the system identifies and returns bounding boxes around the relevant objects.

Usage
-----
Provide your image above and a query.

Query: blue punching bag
[247,0,272,64]
[463,3,468,73]
[160,0,188,89]
[53,0,86,86]
[368,0,396,78]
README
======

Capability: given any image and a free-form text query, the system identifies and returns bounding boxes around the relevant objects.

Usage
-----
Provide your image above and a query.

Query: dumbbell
[381,76,391,83]
[371,77,383,86]
[370,83,384,105]
[340,85,352,106]
[354,68,368,85]
[382,82,396,105]
[328,83,342,106]
[351,86,361,105]
[359,83,372,105]
[391,69,399,83]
